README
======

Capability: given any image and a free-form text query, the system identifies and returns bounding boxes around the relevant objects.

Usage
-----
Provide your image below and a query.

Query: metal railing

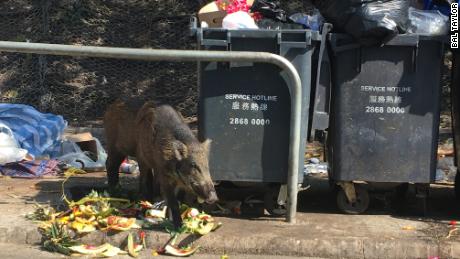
[0,41,302,223]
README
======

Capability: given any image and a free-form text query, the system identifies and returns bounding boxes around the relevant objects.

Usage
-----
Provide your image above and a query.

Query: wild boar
[103,100,218,228]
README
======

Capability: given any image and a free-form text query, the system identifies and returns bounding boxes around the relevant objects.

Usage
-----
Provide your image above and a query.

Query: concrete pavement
[0,243,326,259]
[0,173,459,258]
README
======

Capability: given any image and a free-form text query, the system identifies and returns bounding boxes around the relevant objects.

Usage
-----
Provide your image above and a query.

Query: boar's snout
[206,189,219,204]
[192,182,218,204]
[177,139,218,204]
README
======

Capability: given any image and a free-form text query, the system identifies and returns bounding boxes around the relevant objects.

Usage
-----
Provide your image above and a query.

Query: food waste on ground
[26,190,222,257]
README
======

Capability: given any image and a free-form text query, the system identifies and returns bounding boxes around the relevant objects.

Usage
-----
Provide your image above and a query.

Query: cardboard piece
[198,10,227,28]
[198,0,256,28]
[64,132,93,142]
[200,1,220,13]
[198,1,226,28]
[64,132,98,161]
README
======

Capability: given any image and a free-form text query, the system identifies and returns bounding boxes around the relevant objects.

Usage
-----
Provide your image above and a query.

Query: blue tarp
[0,104,67,158]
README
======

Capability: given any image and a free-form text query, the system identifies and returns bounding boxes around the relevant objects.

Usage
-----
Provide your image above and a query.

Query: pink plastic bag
[216,0,250,14]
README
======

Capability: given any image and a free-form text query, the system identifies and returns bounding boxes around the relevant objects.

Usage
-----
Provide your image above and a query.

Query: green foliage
[40,222,80,255]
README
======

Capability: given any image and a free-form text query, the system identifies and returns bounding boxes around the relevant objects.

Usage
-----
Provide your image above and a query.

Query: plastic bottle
[119,159,139,174]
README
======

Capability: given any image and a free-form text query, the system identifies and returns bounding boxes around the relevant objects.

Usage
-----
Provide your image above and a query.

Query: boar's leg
[161,177,182,229]
[106,150,125,188]
[166,190,182,229]
[138,161,155,201]
[151,171,162,201]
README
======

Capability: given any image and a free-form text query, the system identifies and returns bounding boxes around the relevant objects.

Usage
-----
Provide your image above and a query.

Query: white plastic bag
[0,122,28,164]
[408,7,449,36]
[222,11,258,29]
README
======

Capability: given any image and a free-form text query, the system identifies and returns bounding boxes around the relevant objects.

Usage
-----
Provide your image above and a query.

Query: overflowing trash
[250,0,287,22]
[407,7,449,36]
[195,0,452,45]
[290,9,324,32]
[198,0,324,31]
[217,0,251,14]
[424,0,457,16]
[196,0,453,42]
[313,0,409,45]
[222,11,259,29]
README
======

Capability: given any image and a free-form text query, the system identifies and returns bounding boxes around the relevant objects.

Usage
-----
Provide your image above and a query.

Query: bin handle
[200,32,230,48]
[190,16,198,37]
[356,48,362,73]
[190,16,231,49]
[277,31,312,49]
[315,23,333,116]
[329,35,421,54]
[412,44,419,73]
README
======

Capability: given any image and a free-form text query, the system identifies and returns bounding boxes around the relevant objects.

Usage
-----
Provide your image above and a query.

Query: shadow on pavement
[22,170,460,225]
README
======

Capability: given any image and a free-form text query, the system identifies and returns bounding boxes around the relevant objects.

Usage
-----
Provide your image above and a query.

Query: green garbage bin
[192,19,329,214]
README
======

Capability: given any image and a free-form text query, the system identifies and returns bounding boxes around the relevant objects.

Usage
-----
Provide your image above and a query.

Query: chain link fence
[0,0,312,126]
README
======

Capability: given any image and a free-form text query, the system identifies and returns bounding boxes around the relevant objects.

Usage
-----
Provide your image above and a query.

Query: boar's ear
[202,139,212,154]
[172,141,189,161]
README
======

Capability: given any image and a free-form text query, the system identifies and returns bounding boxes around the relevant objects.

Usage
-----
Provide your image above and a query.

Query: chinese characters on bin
[225,94,277,126]
[361,85,409,114]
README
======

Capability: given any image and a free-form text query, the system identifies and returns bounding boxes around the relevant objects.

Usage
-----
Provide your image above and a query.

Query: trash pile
[436,138,456,182]
[196,0,450,44]
[198,0,324,30]
[317,0,451,42]
[26,189,222,257]
[304,157,328,176]
[0,104,114,178]
[407,7,449,36]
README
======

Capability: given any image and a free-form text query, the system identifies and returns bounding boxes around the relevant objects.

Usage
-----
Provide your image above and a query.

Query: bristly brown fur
[103,100,218,229]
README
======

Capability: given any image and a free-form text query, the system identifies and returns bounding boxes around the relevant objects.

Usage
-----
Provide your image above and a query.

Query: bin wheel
[414,184,428,216]
[395,183,409,198]
[336,185,369,214]
[328,178,336,190]
[415,196,427,216]
[264,187,286,216]
[455,170,460,200]
[393,183,409,213]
